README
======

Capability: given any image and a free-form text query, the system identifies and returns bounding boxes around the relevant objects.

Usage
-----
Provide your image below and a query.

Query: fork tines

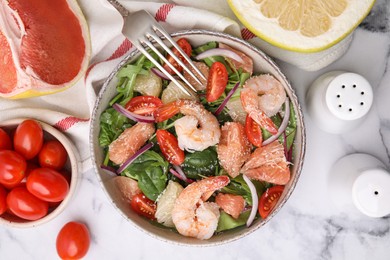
[123,10,206,96]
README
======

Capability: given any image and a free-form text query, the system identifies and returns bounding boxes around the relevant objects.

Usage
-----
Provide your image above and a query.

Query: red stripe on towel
[54,117,89,131]
[155,4,175,22]
[241,28,256,41]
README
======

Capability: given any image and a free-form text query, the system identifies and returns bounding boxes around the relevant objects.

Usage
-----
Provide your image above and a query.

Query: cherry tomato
[163,38,192,75]
[59,169,72,184]
[245,115,263,147]
[125,96,163,116]
[0,185,7,215]
[56,221,90,259]
[7,186,48,220]
[156,129,185,165]
[153,100,181,123]
[13,120,43,160]
[26,168,69,202]
[206,61,228,102]
[0,150,26,187]
[258,185,284,219]
[0,128,12,150]
[25,162,39,179]
[130,193,156,220]
[38,140,68,170]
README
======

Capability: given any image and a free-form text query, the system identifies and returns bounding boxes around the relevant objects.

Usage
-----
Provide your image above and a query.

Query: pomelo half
[0,0,91,99]
[227,0,376,53]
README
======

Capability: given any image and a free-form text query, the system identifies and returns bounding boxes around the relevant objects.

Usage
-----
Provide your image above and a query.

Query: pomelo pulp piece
[0,0,91,99]
[227,0,376,53]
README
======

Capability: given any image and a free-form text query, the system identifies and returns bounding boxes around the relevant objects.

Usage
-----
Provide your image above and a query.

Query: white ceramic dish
[0,118,79,228]
[90,30,306,246]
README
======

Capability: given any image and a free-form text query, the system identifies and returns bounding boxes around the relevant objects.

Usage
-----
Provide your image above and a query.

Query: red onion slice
[214,82,240,116]
[112,103,155,123]
[195,48,244,63]
[100,165,118,176]
[117,142,154,173]
[243,174,258,227]
[151,67,170,80]
[262,99,290,146]
[170,165,194,184]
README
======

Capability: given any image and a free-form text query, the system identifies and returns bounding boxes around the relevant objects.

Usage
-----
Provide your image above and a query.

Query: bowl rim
[0,118,80,228]
[90,29,306,246]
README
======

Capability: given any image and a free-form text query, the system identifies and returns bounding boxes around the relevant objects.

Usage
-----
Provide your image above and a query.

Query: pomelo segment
[0,0,91,99]
[228,0,376,53]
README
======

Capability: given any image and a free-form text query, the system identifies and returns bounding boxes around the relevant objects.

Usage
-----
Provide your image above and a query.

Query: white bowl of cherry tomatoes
[0,118,79,227]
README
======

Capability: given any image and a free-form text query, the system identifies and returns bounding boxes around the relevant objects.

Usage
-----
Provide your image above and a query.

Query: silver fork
[108,0,206,96]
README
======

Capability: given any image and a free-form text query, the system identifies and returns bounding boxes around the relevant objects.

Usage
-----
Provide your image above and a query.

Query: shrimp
[183,61,209,91]
[241,140,290,185]
[240,74,286,135]
[108,122,155,165]
[171,176,230,240]
[155,99,221,152]
[217,122,251,178]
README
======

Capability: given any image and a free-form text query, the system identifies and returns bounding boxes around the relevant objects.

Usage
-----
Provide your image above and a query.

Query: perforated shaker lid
[352,168,390,218]
[325,73,373,121]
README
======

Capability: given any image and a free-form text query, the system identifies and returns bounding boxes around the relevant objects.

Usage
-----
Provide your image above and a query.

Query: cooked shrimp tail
[171,176,230,240]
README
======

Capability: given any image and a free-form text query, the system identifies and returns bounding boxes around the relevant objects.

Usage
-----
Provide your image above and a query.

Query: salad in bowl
[90,30,305,245]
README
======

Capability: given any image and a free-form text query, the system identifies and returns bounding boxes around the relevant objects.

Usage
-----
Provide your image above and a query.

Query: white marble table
[1,2,390,260]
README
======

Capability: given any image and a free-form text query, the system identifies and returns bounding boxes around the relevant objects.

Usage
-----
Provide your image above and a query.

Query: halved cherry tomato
[258,185,284,219]
[156,129,185,165]
[13,120,43,160]
[0,150,26,187]
[56,221,90,259]
[0,128,12,150]
[26,168,69,202]
[130,193,156,220]
[206,61,228,102]
[163,38,192,75]
[6,186,48,220]
[153,100,181,122]
[125,96,163,116]
[0,185,7,215]
[245,115,263,147]
[38,140,68,170]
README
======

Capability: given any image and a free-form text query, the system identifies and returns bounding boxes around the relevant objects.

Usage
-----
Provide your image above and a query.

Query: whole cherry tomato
[38,140,68,170]
[26,168,69,202]
[0,185,7,215]
[7,186,48,220]
[13,120,43,160]
[131,193,156,220]
[206,61,228,102]
[0,150,26,187]
[0,128,12,150]
[56,221,90,259]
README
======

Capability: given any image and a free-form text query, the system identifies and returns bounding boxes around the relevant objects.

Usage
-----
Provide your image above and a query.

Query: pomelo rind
[227,0,376,53]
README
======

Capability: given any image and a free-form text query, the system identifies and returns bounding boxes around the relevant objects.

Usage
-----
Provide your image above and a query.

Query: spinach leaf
[121,151,169,201]
[216,210,252,232]
[221,175,266,205]
[99,108,131,148]
[181,148,219,179]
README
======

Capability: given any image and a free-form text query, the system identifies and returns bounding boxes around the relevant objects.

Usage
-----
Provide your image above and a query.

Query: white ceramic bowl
[90,30,306,246]
[0,118,79,228]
